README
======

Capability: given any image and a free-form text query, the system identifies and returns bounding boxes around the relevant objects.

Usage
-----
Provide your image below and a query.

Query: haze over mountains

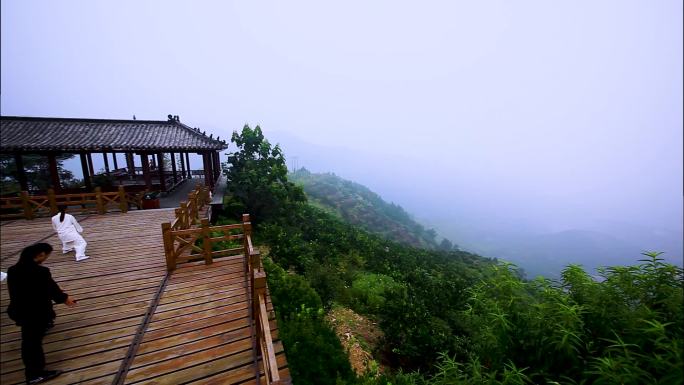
[2,1,681,281]
[39,126,684,279]
[269,130,683,279]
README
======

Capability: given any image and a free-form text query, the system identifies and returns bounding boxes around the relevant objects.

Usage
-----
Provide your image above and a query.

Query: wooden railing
[0,186,138,220]
[161,203,282,383]
[244,214,283,384]
[161,185,212,270]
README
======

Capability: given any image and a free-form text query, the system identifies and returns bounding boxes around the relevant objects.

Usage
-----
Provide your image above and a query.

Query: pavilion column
[180,151,186,180]
[87,153,95,176]
[202,152,212,188]
[126,153,136,179]
[185,152,191,178]
[14,153,29,191]
[210,152,216,181]
[47,153,61,192]
[80,153,92,190]
[171,152,178,184]
[112,152,119,170]
[140,154,152,190]
[157,153,166,192]
[103,152,110,174]
[213,151,221,180]
[151,155,156,169]
[207,152,215,189]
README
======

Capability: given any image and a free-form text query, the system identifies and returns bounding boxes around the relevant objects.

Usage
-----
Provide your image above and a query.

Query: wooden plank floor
[0,210,290,385]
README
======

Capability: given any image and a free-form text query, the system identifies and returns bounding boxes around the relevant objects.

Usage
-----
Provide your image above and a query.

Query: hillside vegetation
[289,169,451,250]
[221,125,684,385]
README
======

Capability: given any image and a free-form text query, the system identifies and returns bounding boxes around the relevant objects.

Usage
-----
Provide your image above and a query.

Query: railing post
[194,192,199,221]
[47,188,58,215]
[118,185,128,213]
[188,191,198,224]
[174,208,182,227]
[20,191,34,220]
[95,187,105,214]
[253,271,267,342]
[242,213,251,258]
[197,186,204,208]
[180,201,189,229]
[201,218,213,265]
[258,291,281,384]
[250,250,261,275]
[161,222,175,271]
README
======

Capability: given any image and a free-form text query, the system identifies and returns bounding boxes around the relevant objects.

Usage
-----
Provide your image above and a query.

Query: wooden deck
[0,210,289,384]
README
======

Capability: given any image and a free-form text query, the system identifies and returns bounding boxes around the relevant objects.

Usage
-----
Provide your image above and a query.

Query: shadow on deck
[0,209,289,385]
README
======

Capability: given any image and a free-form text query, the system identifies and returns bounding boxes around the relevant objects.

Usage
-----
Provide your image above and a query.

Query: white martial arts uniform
[51,213,88,261]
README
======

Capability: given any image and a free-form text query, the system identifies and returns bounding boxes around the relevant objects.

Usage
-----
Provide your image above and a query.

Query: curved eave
[0,145,228,153]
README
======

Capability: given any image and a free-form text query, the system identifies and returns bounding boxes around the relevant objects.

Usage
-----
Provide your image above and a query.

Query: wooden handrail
[161,185,216,270]
[241,214,281,383]
[160,208,282,383]
[257,292,280,383]
[1,185,131,220]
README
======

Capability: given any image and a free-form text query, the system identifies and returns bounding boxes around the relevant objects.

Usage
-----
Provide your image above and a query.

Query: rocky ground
[326,306,385,377]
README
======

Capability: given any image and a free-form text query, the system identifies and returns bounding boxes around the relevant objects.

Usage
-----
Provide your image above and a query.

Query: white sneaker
[75,255,90,261]
[62,249,74,254]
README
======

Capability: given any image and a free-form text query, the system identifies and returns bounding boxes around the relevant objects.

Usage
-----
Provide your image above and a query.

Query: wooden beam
[202,152,212,188]
[210,152,216,181]
[80,153,92,190]
[213,151,221,180]
[14,153,28,191]
[126,153,136,178]
[171,152,178,184]
[87,153,95,177]
[157,153,167,192]
[112,152,119,170]
[141,154,152,190]
[48,153,61,192]
[103,152,110,173]
[180,151,186,180]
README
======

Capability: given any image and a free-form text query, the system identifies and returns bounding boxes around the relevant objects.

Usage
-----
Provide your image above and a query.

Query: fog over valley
[3,1,682,278]
[267,130,683,278]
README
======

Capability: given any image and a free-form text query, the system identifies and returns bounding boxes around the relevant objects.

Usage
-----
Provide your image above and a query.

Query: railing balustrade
[0,185,140,220]
[161,198,283,383]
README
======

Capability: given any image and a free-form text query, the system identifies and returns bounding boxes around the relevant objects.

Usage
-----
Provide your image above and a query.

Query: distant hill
[432,216,682,279]
[290,169,451,250]
[487,229,646,278]
[457,227,681,279]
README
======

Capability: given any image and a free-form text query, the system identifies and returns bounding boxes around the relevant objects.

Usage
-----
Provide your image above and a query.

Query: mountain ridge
[289,168,455,250]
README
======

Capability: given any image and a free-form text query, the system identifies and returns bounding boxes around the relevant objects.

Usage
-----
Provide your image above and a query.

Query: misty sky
[2,1,682,266]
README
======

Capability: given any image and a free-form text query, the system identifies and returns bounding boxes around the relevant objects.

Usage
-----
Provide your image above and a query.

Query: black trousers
[21,323,47,378]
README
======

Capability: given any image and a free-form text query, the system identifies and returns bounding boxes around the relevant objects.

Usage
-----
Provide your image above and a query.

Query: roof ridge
[174,120,227,146]
[0,116,228,151]
[0,115,173,124]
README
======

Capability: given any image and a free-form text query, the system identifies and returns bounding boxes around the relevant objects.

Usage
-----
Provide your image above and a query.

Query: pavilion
[0,114,228,194]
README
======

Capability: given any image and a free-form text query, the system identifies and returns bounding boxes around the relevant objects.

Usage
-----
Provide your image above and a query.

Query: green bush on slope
[223,124,683,385]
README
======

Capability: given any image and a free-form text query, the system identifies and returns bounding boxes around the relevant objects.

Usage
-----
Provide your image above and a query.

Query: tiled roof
[0,116,228,152]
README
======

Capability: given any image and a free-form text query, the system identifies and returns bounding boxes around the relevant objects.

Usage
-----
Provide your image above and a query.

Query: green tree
[0,154,79,194]
[264,258,355,385]
[225,125,305,222]
[439,238,454,251]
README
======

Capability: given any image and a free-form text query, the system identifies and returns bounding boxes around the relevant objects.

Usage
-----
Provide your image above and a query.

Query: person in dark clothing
[6,243,77,385]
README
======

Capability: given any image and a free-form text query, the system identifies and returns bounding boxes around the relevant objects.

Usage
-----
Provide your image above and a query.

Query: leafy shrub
[264,259,355,385]
[350,273,403,314]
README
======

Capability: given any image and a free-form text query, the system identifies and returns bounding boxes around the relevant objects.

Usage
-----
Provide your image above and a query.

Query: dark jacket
[6,261,68,326]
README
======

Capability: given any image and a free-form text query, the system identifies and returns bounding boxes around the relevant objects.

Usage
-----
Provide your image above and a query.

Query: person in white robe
[51,206,89,261]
